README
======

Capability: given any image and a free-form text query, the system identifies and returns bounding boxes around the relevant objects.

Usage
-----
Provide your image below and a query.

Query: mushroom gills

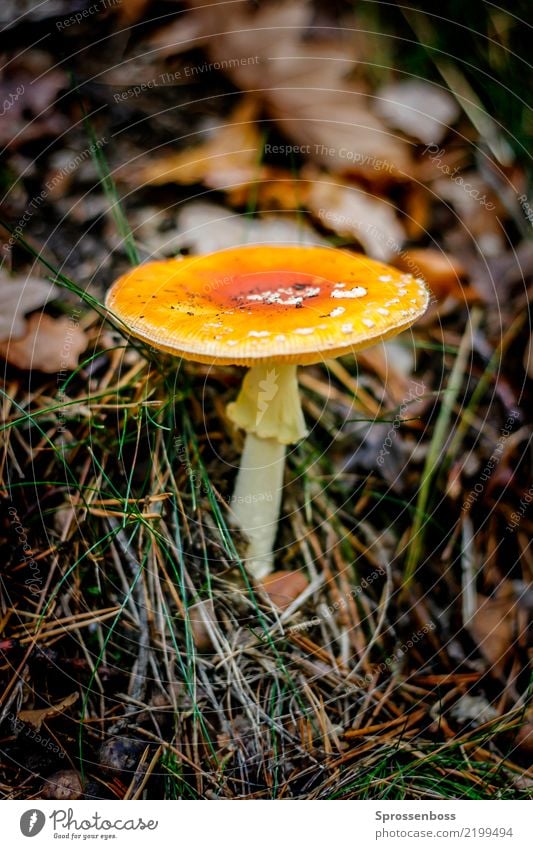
[226,363,307,444]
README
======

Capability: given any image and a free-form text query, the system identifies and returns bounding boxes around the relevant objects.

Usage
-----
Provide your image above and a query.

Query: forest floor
[0,0,531,799]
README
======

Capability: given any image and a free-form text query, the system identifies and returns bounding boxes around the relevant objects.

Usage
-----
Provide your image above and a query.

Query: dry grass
[0,0,532,800]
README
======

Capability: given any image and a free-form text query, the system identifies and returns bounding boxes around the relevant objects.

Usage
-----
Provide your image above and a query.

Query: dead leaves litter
[0,274,59,341]
[181,0,413,183]
[375,80,460,145]
[0,313,88,373]
[307,174,405,261]
[134,98,264,191]
[18,692,78,732]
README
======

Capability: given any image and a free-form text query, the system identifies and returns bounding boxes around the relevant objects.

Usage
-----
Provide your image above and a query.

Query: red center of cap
[210,270,332,308]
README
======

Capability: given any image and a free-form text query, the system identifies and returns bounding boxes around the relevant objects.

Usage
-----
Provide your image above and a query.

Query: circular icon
[20,810,46,837]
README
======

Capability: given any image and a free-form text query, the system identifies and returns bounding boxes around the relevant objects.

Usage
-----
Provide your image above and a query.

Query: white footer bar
[3,799,531,848]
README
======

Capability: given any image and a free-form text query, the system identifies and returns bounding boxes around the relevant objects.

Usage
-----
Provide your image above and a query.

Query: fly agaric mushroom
[106,245,429,578]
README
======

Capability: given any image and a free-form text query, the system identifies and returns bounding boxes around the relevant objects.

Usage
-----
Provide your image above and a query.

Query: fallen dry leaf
[260,570,309,610]
[267,78,411,183]
[0,313,88,373]
[375,80,460,145]
[228,174,307,211]
[117,200,326,258]
[135,98,264,191]
[403,184,432,240]
[174,201,327,255]
[19,692,78,732]
[178,0,412,183]
[393,248,480,303]
[40,770,83,801]
[468,584,528,678]
[307,174,405,261]
[433,175,504,258]
[189,598,217,651]
[141,11,208,60]
[0,274,59,341]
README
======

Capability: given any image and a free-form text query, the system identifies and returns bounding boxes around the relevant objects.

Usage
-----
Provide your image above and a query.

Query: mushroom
[106,245,429,578]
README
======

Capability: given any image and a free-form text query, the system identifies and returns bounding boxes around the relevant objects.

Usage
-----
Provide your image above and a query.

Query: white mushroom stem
[231,434,286,579]
[226,363,308,579]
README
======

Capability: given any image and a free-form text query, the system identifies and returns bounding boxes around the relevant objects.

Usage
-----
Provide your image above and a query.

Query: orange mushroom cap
[105,245,429,366]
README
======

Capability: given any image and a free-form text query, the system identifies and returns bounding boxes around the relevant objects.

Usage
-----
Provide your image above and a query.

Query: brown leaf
[467,242,533,307]
[173,201,326,256]
[189,599,216,651]
[0,313,88,373]
[259,570,308,610]
[0,274,59,341]
[433,175,504,257]
[375,80,460,145]
[468,584,528,678]
[135,98,264,191]
[268,86,411,183]
[182,0,412,183]
[142,12,209,60]
[307,174,405,261]
[393,248,479,302]
[0,313,87,374]
[19,692,78,732]
[40,770,83,801]
[228,174,306,211]
[403,184,431,240]
[119,199,326,258]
